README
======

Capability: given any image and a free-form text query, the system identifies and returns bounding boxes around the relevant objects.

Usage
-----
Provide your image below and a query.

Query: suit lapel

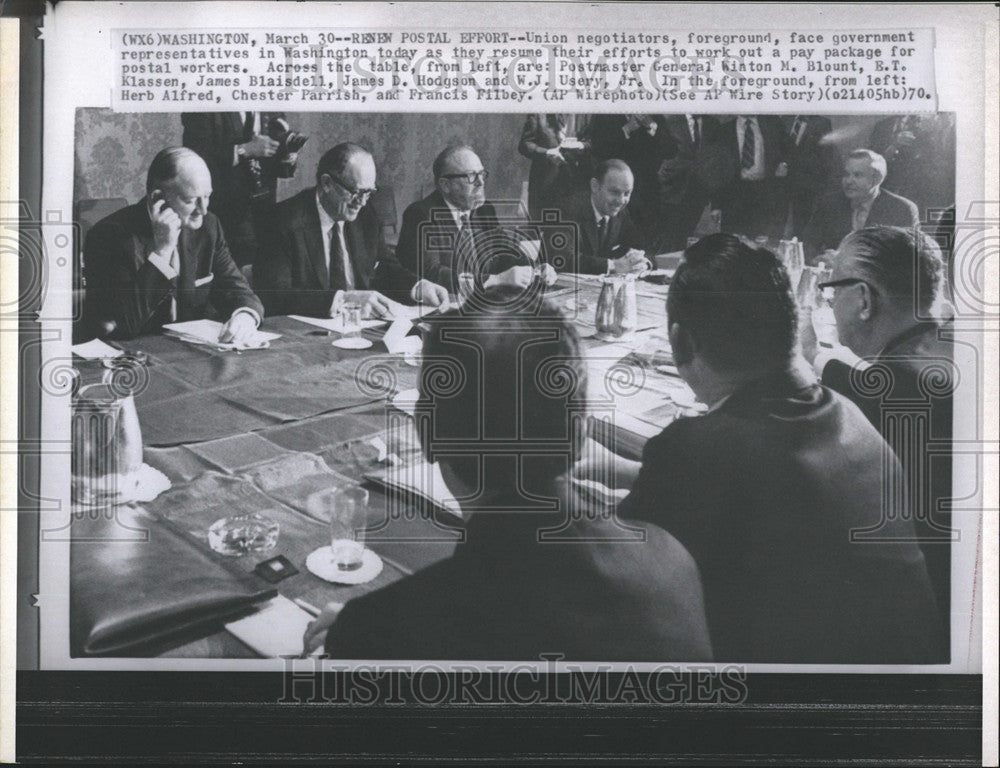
[227,112,245,141]
[302,192,330,290]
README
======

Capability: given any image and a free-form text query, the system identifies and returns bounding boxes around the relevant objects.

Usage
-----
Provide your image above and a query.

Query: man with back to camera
[395,145,555,294]
[803,149,920,260]
[575,233,942,663]
[559,159,650,275]
[802,225,955,625]
[253,143,449,318]
[302,286,713,661]
[83,147,263,343]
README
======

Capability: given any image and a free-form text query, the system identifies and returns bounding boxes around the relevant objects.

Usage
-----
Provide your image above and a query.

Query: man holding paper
[83,147,264,343]
[254,143,449,319]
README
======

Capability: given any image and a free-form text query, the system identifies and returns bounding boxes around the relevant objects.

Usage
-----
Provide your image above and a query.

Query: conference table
[70,274,698,658]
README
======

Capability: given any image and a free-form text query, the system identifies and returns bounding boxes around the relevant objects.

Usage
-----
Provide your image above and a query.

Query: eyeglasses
[817,278,875,292]
[440,170,489,185]
[327,175,378,203]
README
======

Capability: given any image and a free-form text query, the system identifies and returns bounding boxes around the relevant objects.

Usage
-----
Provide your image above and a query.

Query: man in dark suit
[582,114,671,237]
[654,114,723,252]
[715,115,789,240]
[802,226,955,624]
[83,147,263,342]
[303,287,713,661]
[781,115,841,238]
[396,145,548,294]
[560,159,649,274]
[577,234,942,663]
[254,144,448,318]
[182,111,300,267]
[803,149,920,260]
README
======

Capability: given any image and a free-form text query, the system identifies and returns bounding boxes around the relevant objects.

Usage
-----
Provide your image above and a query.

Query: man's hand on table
[302,600,345,656]
[410,279,450,309]
[218,310,259,346]
[610,249,651,275]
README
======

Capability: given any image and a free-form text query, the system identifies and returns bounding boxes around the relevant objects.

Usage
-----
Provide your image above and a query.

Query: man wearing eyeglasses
[801,225,955,623]
[396,145,548,293]
[255,143,449,318]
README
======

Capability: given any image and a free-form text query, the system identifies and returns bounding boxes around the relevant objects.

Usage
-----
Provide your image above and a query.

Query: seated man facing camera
[304,286,712,661]
[578,234,942,663]
[83,147,264,342]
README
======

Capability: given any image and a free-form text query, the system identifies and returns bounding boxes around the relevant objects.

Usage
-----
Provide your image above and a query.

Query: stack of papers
[163,319,280,351]
[71,338,123,360]
[365,459,463,519]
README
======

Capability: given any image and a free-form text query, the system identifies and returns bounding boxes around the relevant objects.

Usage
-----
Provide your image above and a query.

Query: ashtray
[101,350,149,369]
[208,512,280,557]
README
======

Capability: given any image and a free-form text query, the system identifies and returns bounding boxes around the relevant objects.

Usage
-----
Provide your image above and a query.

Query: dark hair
[416,286,587,498]
[146,147,198,193]
[667,233,798,371]
[432,144,476,181]
[592,158,632,184]
[316,143,369,184]
[840,225,945,317]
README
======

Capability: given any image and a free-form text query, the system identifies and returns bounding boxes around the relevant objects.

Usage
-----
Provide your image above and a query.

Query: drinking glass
[308,486,369,571]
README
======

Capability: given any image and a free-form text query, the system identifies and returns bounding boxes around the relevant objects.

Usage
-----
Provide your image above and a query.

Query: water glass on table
[308,486,370,572]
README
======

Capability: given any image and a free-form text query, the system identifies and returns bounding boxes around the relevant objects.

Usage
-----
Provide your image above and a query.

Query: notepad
[162,319,280,350]
[224,595,325,658]
[71,338,123,360]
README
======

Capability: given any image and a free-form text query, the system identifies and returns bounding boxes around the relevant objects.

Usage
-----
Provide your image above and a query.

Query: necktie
[597,217,608,254]
[243,111,255,141]
[456,212,476,268]
[791,116,805,145]
[741,119,755,170]
[851,204,868,231]
[692,117,701,146]
[329,223,348,291]
[168,248,179,321]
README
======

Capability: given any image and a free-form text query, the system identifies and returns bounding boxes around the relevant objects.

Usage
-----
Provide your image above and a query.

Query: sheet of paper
[518,239,541,262]
[288,314,386,332]
[162,319,281,349]
[71,338,123,360]
[224,595,323,658]
[391,388,420,418]
[366,459,463,518]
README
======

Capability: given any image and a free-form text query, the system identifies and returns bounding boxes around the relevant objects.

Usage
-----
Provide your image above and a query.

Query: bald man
[395,145,549,294]
[83,147,264,342]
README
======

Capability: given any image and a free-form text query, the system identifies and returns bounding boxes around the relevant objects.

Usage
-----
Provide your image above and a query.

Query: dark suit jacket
[325,497,713,661]
[658,115,723,204]
[803,188,920,257]
[820,322,954,618]
[781,116,841,236]
[395,190,527,292]
[83,201,263,339]
[181,112,295,219]
[254,188,418,317]
[617,369,943,663]
[559,192,644,274]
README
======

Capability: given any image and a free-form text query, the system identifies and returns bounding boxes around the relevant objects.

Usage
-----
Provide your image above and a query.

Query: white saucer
[305,545,384,585]
[332,337,373,350]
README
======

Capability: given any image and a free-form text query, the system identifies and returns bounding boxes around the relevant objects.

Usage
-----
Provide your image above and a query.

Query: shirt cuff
[231,307,261,328]
[147,250,178,280]
[233,144,242,166]
[329,290,346,318]
[813,344,866,379]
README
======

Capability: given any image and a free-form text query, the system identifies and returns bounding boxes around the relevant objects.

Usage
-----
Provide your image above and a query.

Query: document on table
[71,338,123,360]
[365,459,463,518]
[289,314,386,332]
[162,319,281,350]
[224,595,324,658]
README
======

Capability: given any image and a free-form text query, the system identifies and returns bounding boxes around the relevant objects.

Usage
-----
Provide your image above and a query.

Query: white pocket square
[194,273,214,287]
